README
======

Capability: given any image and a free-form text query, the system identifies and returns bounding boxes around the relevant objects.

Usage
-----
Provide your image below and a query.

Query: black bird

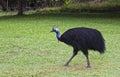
[51,26,105,68]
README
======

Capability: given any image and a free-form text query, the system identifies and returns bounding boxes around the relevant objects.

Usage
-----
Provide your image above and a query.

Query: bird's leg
[64,50,78,66]
[83,51,91,68]
[86,55,91,68]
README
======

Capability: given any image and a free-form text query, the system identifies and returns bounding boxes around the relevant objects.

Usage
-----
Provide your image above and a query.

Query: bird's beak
[50,30,54,32]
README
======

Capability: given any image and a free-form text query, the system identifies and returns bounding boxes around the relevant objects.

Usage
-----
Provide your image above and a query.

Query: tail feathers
[99,47,105,54]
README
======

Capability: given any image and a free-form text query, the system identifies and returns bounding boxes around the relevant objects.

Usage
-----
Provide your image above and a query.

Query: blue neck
[55,30,60,40]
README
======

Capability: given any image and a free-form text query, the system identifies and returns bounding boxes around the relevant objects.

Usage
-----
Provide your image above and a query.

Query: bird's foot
[64,63,69,66]
[86,65,91,68]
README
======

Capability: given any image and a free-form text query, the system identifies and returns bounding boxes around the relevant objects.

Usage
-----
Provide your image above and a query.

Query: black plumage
[51,26,105,68]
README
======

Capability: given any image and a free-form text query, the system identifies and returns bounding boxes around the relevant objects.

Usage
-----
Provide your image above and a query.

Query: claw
[64,63,68,66]
[86,65,91,68]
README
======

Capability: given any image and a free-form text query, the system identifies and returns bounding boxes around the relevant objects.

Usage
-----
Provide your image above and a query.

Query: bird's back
[59,27,105,52]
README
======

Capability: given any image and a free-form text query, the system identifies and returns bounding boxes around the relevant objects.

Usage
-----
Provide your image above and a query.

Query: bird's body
[51,26,105,68]
[59,27,105,53]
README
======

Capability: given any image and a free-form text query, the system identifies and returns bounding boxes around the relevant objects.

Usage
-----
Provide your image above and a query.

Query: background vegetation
[0,0,120,15]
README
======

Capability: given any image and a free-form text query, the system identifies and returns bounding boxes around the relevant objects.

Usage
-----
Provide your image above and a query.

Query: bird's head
[50,25,59,33]
[50,25,60,40]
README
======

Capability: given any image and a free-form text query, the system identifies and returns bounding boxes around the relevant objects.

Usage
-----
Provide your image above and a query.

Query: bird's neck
[55,30,60,40]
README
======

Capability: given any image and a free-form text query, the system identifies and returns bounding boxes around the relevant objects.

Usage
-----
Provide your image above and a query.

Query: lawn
[0,13,120,77]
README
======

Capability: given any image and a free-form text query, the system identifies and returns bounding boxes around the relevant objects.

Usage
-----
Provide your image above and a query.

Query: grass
[0,13,120,77]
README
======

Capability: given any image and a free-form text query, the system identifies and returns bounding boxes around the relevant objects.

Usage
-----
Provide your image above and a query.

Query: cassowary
[51,26,105,68]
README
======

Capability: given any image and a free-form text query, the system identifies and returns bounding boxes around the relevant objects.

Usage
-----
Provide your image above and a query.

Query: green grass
[0,13,120,77]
